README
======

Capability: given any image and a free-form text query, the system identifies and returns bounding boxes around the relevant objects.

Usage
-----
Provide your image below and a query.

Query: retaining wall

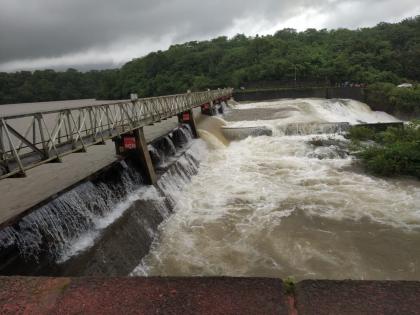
[233,87,366,103]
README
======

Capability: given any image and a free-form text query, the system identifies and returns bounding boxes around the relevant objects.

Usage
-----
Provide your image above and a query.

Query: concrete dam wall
[233,86,419,120]
[233,87,367,103]
[0,124,202,276]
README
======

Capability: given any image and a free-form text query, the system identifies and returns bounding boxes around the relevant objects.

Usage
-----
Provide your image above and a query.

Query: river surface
[134,98,420,280]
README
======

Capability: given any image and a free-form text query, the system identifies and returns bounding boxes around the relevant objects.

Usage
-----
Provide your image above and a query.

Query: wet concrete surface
[295,280,420,315]
[0,277,287,315]
[1,277,419,314]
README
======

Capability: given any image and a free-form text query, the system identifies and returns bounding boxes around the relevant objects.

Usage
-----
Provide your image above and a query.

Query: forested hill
[1,16,419,104]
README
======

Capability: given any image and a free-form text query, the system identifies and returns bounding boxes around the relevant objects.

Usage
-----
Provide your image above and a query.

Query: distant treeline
[1,16,419,104]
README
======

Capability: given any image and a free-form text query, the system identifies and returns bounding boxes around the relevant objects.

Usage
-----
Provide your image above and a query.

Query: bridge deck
[0,89,231,179]
[0,114,179,228]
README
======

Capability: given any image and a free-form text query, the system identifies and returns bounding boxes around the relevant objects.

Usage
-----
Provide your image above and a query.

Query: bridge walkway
[0,89,231,179]
[0,108,199,228]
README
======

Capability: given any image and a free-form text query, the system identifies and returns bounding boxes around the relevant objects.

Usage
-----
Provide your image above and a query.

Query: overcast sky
[0,0,419,72]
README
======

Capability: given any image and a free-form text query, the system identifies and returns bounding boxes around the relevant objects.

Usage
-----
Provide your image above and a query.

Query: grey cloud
[0,0,419,71]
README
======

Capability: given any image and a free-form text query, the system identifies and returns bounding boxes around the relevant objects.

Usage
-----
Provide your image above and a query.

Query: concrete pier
[132,128,157,185]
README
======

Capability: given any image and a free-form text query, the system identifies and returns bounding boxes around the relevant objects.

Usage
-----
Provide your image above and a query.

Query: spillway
[0,124,205,276]
[1,98,419,280]
[134,98,420,281]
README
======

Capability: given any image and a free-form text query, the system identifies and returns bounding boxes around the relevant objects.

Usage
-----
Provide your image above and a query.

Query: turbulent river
[133,98,420,281]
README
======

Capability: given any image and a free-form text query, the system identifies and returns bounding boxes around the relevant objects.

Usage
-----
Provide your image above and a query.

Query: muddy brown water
[134,99,420,281]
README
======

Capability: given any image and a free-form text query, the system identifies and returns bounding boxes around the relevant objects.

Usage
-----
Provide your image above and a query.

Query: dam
[136,98,420,281]
[1,93,420,312]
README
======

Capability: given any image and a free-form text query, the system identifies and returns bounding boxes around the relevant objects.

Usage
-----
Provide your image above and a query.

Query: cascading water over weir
[134,98,420,281]
[1,98,420,283]
[0,124,204,276]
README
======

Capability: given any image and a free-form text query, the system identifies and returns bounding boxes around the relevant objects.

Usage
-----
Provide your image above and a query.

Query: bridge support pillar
[201,101,217,116]
[178,109,198,138]
[113,128,157,185]
[133,128,157,185]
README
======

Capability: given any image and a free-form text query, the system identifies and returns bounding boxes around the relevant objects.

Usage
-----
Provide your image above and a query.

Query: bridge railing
[0,88,232,179]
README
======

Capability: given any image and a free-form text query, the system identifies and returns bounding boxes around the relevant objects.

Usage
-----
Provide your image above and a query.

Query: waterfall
[148,124,194,167]
[157,147,203,207]
[135,98,420,281]
[0,124,205,275]
[0,162,143,261]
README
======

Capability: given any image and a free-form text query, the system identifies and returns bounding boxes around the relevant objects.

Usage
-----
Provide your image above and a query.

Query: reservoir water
[134,98,420,280]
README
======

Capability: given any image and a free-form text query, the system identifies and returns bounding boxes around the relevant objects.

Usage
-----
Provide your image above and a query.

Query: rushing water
[134,98,420,280]
[0,124,202,274]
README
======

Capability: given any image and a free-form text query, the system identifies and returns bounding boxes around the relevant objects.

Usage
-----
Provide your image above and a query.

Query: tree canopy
[1,16,419,104]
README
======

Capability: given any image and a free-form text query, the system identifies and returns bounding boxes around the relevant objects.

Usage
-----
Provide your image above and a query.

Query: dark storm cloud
[0,0,281,63]
[0,0,419,71]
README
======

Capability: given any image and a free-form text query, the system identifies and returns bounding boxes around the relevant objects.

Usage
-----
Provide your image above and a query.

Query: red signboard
[182,112,190,121]
[123,136,136,149]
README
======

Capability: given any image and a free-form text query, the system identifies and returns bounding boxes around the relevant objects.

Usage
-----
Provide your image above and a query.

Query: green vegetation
[1,16,420,104]
[366,83,420,116]
[283,277,296,295]
[0,69,113,104]
[348,122,420,179]
[347,126,377,142]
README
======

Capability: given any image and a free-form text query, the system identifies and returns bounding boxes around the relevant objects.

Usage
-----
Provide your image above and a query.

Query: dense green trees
[0,69,106,104]
[348,122,420,179]
[366,83,420,116]
[0,16,419,104]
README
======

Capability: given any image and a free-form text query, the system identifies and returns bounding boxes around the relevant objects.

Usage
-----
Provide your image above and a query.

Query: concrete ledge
[2,277,420,314]
[354,122,404,132]
[295,280,420,315]
[0,277,288,315]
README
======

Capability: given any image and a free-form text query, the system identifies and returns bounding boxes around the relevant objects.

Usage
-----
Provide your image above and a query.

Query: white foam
[232,98,399,127]
[134,99,420,280]
[58,185,162,262]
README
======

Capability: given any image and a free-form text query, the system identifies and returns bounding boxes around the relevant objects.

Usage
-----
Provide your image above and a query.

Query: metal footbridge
[0,89,232,179]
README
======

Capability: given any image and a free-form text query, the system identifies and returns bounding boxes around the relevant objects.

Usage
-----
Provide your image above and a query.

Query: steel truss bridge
[0,88,232,179]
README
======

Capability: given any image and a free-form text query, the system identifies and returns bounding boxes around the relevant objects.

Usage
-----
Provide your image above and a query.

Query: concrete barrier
[233,87,367,103]
[1,277,420,314]
[222,126,272,141]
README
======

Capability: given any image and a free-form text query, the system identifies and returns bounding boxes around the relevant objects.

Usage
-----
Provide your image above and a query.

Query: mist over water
[134,99,420,280]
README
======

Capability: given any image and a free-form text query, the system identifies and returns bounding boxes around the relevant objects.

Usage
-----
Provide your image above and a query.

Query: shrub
[366,83,420,116]
[347,126,377,141]
[350,121,420,179]
[357,142,420,178]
